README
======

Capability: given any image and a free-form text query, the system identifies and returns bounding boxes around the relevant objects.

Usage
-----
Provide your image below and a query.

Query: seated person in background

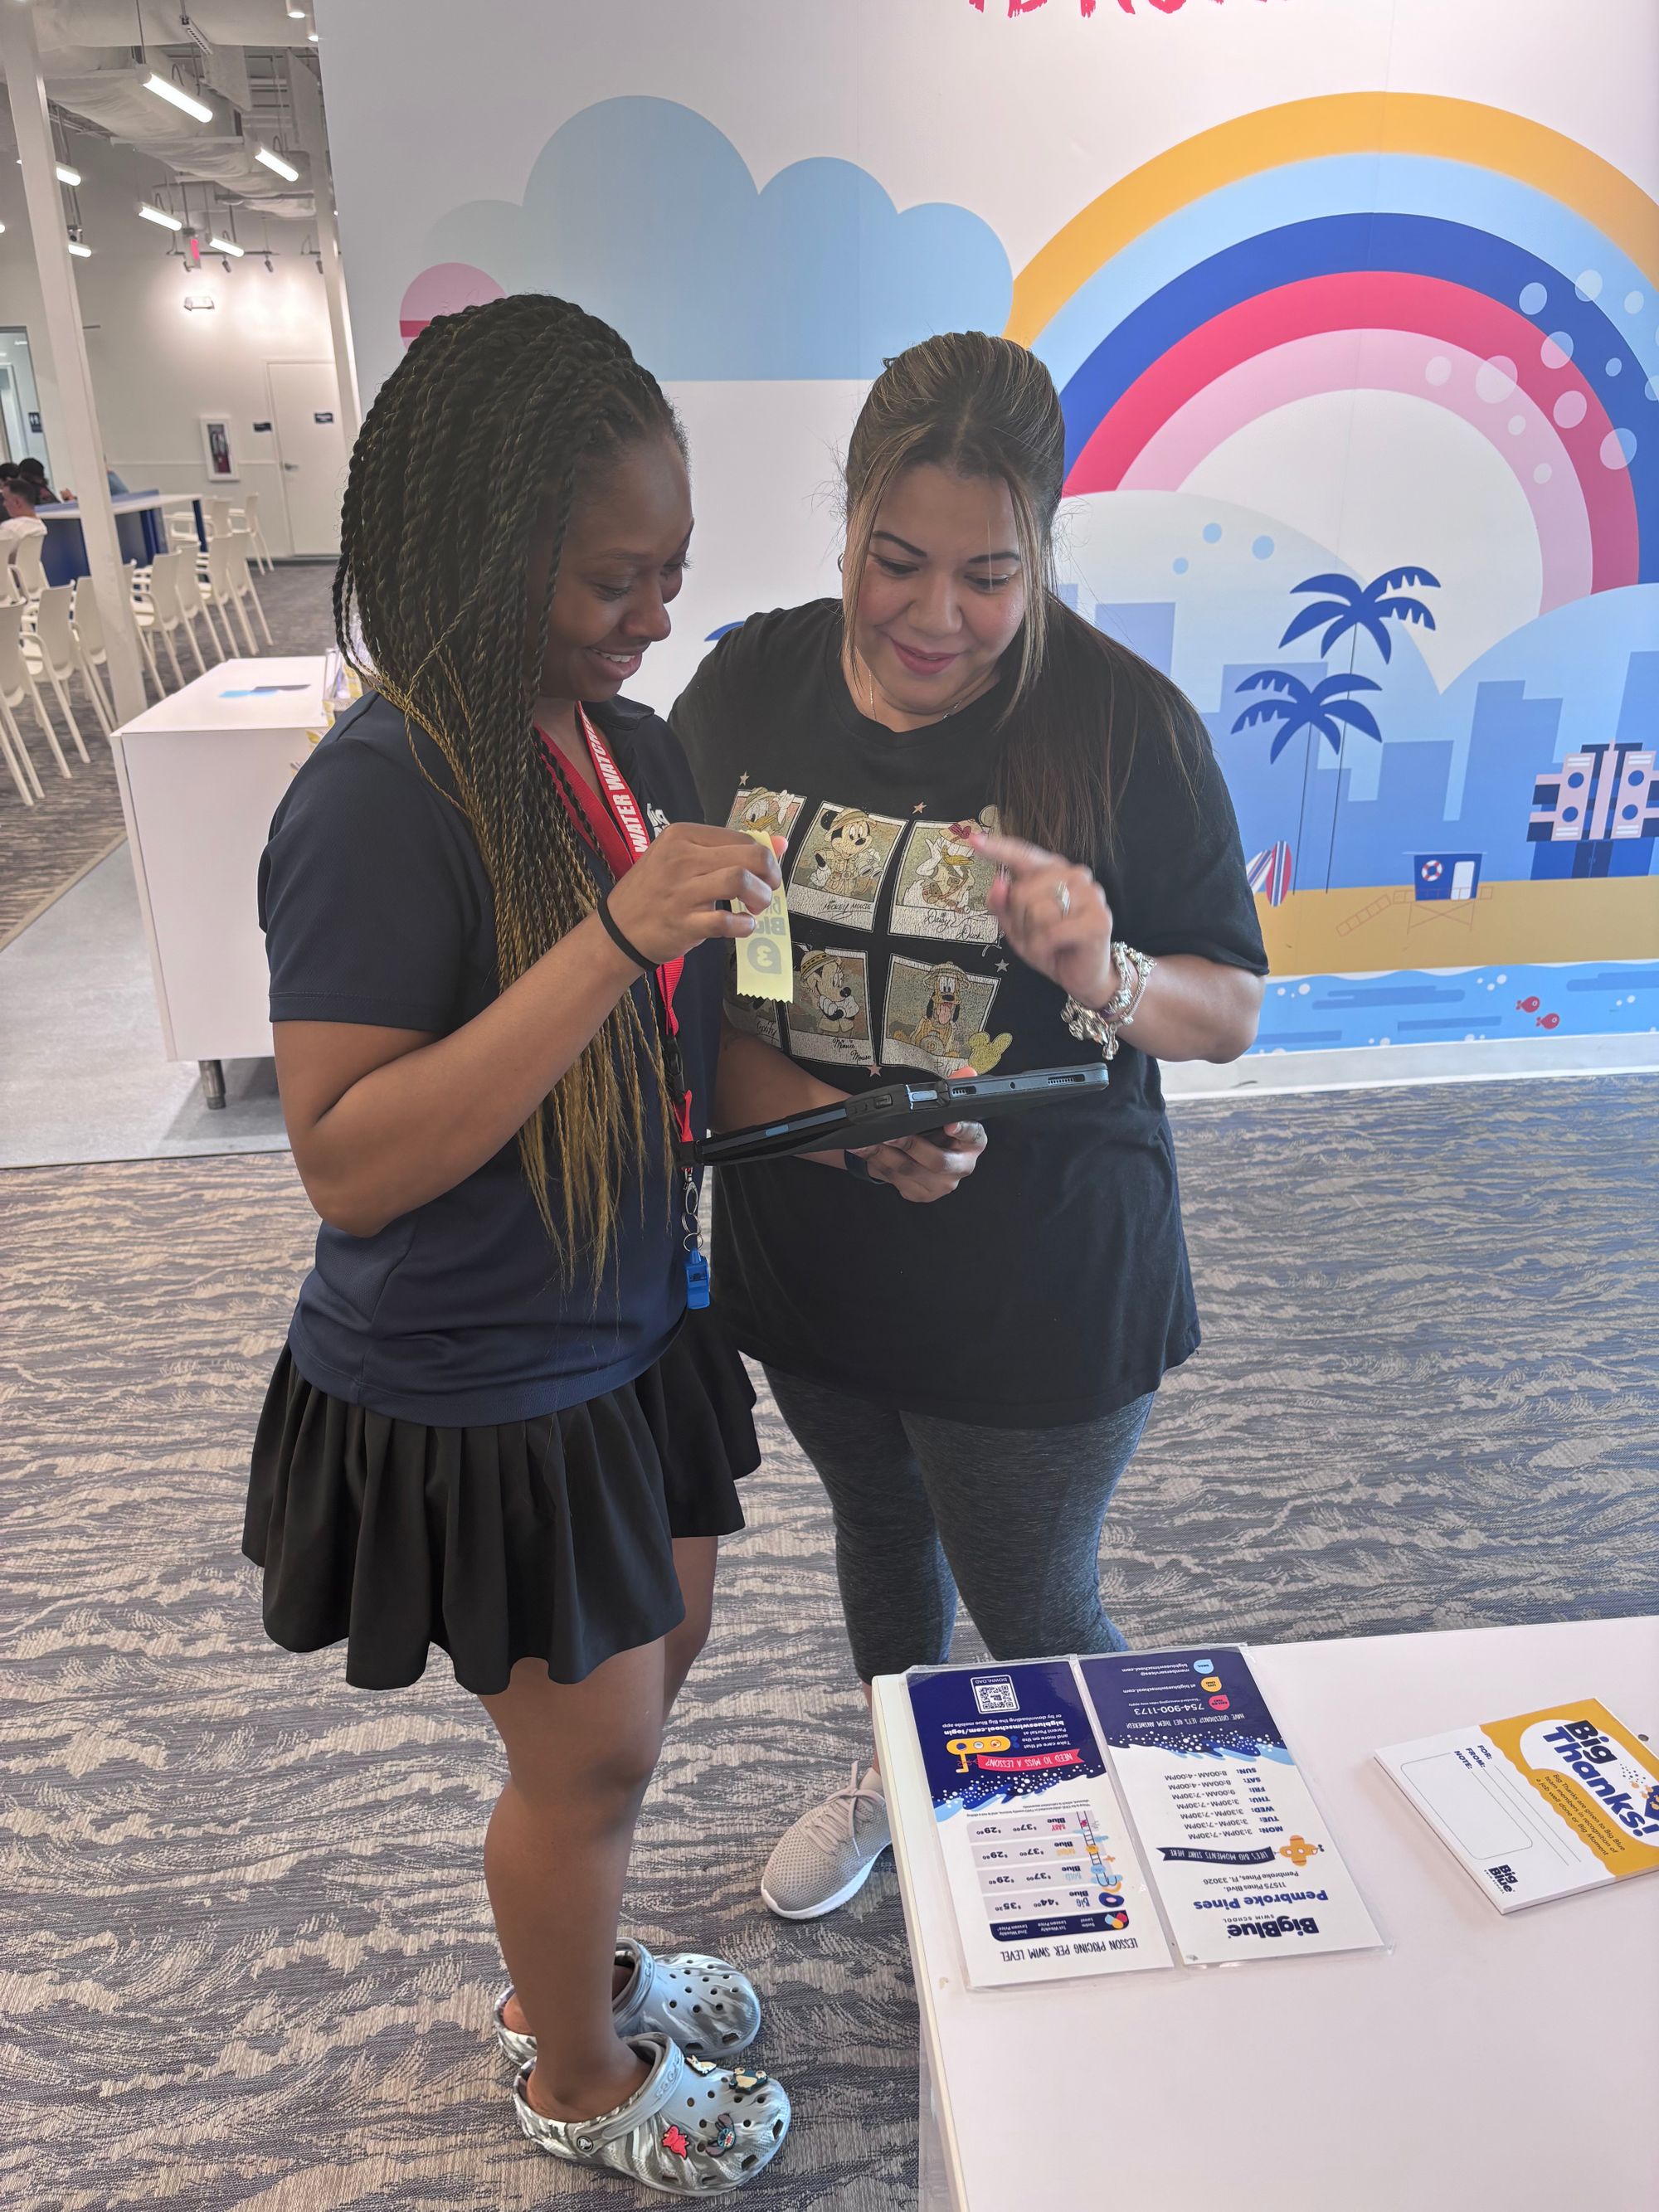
[0,478,47,589]
[16,457,58,504]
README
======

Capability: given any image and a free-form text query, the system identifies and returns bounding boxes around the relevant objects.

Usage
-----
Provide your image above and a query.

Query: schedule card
[1078,1646,1386,1966]
[907,1659,1171,1987]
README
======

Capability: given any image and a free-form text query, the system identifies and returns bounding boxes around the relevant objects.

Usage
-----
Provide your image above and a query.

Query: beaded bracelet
[1061,942,1157,1061]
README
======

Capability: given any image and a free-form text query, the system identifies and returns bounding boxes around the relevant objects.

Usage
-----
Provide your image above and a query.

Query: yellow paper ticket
[732,827,794,1000]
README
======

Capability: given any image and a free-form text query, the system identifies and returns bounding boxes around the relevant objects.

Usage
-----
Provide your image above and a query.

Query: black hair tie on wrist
[596,892,653,974]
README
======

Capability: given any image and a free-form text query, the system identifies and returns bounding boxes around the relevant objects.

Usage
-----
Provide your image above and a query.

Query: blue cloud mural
[419,97,1011,378]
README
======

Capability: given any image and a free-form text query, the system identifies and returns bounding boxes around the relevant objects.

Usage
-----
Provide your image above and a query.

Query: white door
[1451,860,1476,901]
[268,360,348,557]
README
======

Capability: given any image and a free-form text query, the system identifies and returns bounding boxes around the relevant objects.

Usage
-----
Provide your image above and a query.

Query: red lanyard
[580,707,651,858]
[538,711,710,1312]
[539,710,691,1145]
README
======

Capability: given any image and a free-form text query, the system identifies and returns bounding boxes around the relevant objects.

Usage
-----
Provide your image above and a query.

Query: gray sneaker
[761,1762,890,1920]
[513,2032,790,2195]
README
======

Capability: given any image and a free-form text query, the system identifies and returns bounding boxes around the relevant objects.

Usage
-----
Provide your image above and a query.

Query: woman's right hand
[854,1121,987,1202]
[853,1059,987,1203]
[605,824,781,965]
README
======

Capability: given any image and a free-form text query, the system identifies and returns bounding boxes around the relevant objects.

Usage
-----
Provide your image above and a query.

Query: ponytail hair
[843,332,1193,866]
[335,293,684,1266]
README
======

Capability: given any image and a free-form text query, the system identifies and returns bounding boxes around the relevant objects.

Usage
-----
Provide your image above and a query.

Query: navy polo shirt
[259,689,722,1426]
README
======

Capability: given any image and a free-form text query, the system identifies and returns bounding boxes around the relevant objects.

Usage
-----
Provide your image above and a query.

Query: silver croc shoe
[494,1937,761,2069]
[513,2031,791,2195]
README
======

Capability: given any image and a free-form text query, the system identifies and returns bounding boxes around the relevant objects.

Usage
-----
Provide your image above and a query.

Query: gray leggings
[763,1368,1155,1682]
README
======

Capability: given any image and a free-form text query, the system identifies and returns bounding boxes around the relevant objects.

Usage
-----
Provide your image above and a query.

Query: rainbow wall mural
[1013,96,1655,605]
[395,87,1659,1055]
[1010,94,1659,1046]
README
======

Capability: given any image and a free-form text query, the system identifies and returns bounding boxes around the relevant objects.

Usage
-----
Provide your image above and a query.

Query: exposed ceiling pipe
[22,2,316,52]
[0,7,324,213]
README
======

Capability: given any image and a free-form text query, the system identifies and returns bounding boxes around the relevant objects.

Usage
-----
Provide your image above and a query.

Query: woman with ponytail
[245,296,966,2192]
[674,331,1267,1923]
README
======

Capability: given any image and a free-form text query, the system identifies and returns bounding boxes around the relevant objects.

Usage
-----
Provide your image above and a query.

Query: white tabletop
[37,490,174,518]
[873,1616,1659,2212]
[116,658,327,737]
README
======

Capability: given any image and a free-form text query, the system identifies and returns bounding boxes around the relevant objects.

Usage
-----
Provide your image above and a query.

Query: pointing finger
[969,828,1064,875]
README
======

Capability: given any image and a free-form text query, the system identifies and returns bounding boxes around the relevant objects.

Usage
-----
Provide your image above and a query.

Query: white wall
[0,129,337,556]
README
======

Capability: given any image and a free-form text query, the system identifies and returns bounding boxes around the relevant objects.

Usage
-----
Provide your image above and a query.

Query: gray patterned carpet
[2,1077,1656,2210]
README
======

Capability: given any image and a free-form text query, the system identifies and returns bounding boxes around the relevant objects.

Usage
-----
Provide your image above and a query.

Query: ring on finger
[1053,881,1072,920]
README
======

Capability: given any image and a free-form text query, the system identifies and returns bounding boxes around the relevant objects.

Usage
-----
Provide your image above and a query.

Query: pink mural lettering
[966,1,1100,15]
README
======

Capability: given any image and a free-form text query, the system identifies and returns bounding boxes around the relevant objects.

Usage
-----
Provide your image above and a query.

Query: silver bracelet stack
[1062,941,1157,1062]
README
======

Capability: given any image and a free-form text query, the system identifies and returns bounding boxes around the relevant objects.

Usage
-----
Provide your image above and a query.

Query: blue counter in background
[35,492,197,586]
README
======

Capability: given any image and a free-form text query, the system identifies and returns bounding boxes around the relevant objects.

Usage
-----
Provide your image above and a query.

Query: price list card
[907,1660,1170,1987]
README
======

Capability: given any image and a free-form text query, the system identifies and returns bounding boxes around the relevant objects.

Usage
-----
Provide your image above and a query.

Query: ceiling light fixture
[55,162,81,187]
[68,239,92,257]
[307,29,319,39]
[144,74,213,124]
[207,235,243,257]
[254,146,299,182]
[139,202,183,231]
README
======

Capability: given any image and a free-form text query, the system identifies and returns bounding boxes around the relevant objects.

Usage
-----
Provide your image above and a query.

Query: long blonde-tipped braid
[333,294,680,1267]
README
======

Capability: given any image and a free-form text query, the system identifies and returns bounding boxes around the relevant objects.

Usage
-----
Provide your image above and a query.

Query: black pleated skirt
[243,1312,759,1694]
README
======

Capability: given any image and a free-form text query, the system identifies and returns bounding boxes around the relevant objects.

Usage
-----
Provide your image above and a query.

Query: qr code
[1486,1863,1518,1894]
[973,1676,1019,1715]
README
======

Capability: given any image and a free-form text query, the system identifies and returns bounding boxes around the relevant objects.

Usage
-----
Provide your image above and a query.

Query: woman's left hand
[971,829,1118,1009]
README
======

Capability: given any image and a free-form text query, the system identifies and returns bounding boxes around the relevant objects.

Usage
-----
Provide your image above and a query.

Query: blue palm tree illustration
[1279,567,1439,664]
[1231,670,1384,762]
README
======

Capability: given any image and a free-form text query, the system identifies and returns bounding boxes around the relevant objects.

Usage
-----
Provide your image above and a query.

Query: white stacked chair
[129,557,161,684]
[0,603,71,786]
[23,585,94,758]
[227,489,274,572]
[9,527,47,611]
[0,602,43,804]
[68,581,119,723]
[0,688,37,803]
[203,536,258,655]
[205,494,235,541]
[0,524,38,605]
[132,552,200,688]
[167,503,202,553]
[160,551,209,678]
[173,554,227,666]
[227,530,274,647]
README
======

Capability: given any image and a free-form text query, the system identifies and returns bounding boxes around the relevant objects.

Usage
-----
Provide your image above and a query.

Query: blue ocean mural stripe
[1253,961,1659,1051]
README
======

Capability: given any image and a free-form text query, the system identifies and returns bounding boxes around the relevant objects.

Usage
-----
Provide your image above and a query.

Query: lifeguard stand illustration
[1528,745,1659,878]
[1413,853,1482,901]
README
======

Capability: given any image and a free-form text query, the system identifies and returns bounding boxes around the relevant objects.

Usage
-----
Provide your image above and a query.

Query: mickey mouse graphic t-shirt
[672,600,1267,1428]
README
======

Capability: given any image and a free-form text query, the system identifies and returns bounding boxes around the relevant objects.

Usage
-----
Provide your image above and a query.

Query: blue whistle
[684,1250,711,1310]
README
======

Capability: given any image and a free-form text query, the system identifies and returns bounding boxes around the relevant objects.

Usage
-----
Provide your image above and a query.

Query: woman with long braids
[674,331,1267,1923]
[244,296,976,2192]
